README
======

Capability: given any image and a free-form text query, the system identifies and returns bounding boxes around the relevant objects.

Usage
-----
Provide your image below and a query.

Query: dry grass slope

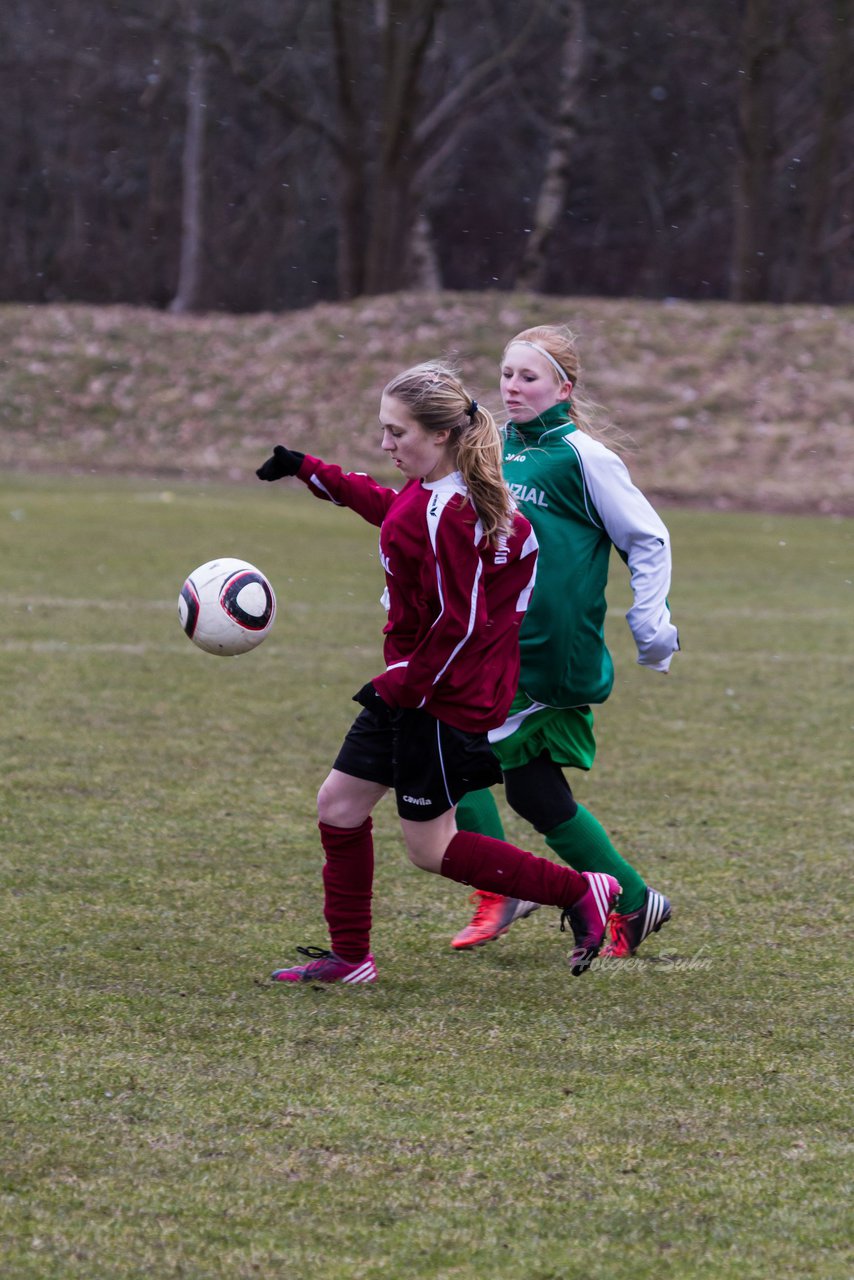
[2,293,852,514]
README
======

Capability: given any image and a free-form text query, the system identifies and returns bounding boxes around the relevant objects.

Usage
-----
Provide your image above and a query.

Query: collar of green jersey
[506,401,577,444]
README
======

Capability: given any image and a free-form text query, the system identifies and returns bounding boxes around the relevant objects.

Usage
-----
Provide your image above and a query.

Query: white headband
[513,341,572,386]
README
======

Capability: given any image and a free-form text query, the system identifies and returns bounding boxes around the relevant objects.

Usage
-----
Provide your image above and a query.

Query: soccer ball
[178,558,276,656]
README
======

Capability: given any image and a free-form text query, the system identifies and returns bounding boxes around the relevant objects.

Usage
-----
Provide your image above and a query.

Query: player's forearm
[298,454,392,526]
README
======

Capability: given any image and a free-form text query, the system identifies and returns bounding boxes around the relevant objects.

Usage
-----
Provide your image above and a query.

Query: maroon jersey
[295,454,539,733]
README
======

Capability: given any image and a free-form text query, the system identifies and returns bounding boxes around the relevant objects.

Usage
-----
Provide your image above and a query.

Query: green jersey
[502,403,678,708]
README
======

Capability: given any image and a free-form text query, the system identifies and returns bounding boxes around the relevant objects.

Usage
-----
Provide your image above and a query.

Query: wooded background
[3,0,852,314]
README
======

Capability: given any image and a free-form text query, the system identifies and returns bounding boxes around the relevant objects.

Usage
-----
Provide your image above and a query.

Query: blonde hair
[383,361,514,545]
[504,324,609,441]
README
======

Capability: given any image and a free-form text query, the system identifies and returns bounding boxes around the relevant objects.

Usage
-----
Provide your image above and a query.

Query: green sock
[545,805,647,914]
[455,788,506,840]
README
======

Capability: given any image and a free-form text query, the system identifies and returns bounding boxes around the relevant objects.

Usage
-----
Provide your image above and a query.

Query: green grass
[1,474,852,1279]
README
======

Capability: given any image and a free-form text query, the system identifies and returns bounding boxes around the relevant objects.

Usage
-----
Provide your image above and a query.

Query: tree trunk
[408,211,442,291]
[361,0,441,295]
[330,0,369,298]
[516,0,585,292]
[729,0,779,302]
[363,165,419,294]
[786,0,852,301]
[169,2,206,314]
[335,130,371,299]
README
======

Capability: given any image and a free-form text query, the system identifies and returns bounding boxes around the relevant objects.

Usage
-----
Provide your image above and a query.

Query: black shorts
[333,704,502,823]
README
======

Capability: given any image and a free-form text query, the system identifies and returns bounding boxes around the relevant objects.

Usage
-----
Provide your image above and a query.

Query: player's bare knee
[405,841,433,871]
[400,818,454,874]
[317,771,385,828]
[317,793,359,828]
[317,776,354,827]
[316,777,334,822]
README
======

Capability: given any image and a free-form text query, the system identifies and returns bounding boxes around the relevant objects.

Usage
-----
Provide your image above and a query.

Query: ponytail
[455,403,513,545]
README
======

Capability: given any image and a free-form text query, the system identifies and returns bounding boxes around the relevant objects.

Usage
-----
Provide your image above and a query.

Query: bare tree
[170,0,207,313]
[786,0,853,300]
[408,211,442,291]
[3,0,850,309]
[202,0,550,297]
[730,0,780,301]
[515,0,586,292]
[357,0,443,295]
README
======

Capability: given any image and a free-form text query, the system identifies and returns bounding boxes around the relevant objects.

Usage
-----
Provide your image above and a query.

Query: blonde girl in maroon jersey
[256,361,620,983]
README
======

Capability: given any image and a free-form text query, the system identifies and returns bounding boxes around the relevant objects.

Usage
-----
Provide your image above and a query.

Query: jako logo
[403,795,432,806]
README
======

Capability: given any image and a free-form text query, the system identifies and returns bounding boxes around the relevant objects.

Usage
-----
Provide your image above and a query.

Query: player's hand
[256,446,305,481]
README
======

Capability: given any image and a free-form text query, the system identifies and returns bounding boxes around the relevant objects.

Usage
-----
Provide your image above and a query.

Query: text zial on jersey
[508,481,549,508]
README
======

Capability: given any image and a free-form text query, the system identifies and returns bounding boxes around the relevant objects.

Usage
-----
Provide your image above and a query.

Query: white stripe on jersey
[424,481,481,689]
[516,528,539,612]
[430,559,482,688]
[308,472,344,505]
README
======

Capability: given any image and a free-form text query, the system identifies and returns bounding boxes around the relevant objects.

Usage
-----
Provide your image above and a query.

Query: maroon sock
[319,817,374,963]
[441,830,587,907]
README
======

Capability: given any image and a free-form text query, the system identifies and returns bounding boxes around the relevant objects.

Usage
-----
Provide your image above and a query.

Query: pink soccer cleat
[451,890,540,949]
[271,946,377,984]
[560,872,622,976]
[601,888,672,958]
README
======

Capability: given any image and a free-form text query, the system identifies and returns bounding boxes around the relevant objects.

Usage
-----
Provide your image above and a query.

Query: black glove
[256,446,305,481]
[352,681,393,721]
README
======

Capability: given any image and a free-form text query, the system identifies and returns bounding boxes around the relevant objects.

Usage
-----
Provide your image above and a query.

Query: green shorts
[487,690,597,773]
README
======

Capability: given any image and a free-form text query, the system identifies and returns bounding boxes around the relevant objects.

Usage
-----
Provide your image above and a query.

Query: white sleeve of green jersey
[569,433,680,672]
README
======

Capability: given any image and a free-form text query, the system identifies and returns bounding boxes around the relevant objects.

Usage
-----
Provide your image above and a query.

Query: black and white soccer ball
[178,558,276,656]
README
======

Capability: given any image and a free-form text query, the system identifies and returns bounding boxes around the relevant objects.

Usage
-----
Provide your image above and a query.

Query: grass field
[1,472,851,1279]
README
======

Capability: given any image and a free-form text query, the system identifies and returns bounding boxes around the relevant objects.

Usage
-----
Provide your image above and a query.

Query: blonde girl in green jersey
[452,324,678,957]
